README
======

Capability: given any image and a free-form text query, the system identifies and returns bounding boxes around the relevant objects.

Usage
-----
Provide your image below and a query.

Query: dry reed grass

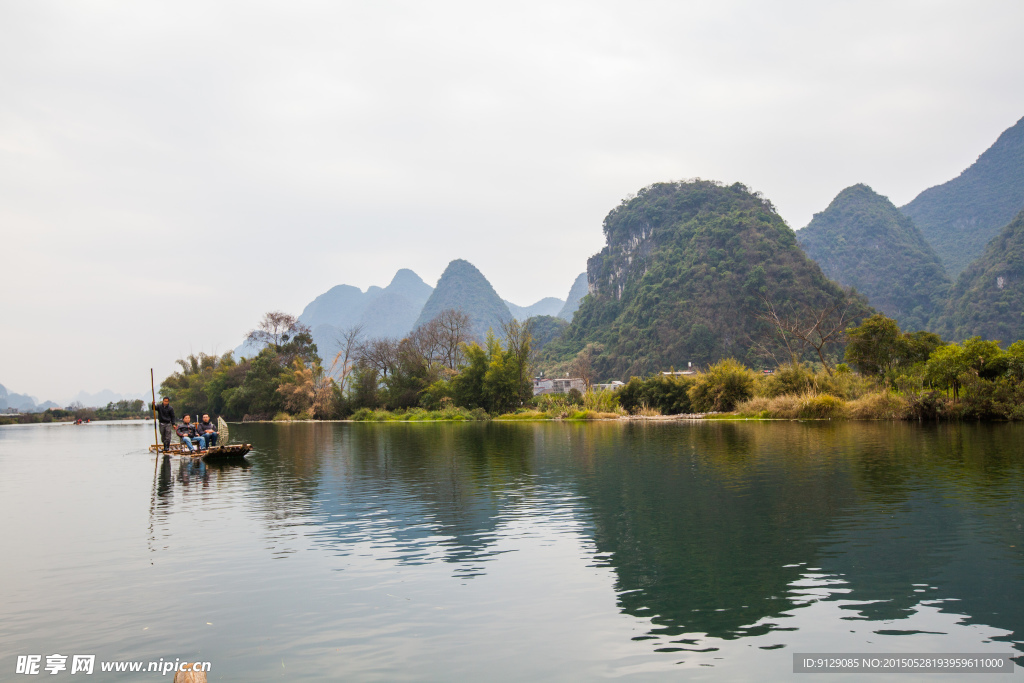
[843,391,910,420]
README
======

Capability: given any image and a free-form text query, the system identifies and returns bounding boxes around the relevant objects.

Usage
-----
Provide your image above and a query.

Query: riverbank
[0,413,149,426]
[238,392,1023,423]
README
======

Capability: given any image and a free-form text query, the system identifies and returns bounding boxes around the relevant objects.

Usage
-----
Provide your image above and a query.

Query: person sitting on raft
[198,414,218,448]
[176,415,206,453]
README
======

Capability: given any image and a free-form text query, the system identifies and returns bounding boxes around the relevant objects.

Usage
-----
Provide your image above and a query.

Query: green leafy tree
[845,314,903,375]
[897,330,944,366]
[960,336,1006,378]
[483,333,520,413]
[225,348,286,418]
[1006,340,1024,381]
[925,344,967,400]
[617,374,695,414]
[451,342,489,409]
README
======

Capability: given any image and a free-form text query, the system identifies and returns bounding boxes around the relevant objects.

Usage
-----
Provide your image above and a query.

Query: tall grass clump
[759,361,874,400]
[736,393,845,419]
[843,391,910,420]
[350,406,487,421]
[583,389,621,413]
[530,389,625,418]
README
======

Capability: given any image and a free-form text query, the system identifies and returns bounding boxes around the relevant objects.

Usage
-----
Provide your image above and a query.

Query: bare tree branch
[757,297,850,375]
[330,324,364,395]
[246,311,310,351]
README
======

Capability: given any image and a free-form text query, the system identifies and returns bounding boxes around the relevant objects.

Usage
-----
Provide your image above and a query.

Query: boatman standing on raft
[156,397,175,453]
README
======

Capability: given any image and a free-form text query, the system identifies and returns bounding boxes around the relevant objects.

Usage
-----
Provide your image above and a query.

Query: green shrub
[760,362,815,397]
[688,359,756,412]
[904,390,949,420]
[815,369,874,399]
[617,374,695,414]
[419,380,454,410]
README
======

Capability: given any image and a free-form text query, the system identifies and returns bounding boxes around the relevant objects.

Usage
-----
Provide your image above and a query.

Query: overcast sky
[2,0,1023,403]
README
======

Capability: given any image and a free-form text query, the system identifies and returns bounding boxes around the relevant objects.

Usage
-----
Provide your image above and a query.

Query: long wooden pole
[150,368,159,451]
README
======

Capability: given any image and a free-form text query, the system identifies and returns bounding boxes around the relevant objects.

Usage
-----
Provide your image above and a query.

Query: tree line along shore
[0,400,150,425]
[154,308,1024,424]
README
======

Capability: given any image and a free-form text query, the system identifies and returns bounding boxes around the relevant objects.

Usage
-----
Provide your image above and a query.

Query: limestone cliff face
[587,221,656,300]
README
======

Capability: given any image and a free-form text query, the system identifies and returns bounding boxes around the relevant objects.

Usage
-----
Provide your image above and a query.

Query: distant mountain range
[297,268,435,362]
[0,383,46,412]
[233,114,1024,374]
[268,262,583,363]
[0,384,145,412]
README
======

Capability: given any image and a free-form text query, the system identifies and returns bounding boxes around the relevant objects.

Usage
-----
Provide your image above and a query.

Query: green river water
[0,420,1021,681]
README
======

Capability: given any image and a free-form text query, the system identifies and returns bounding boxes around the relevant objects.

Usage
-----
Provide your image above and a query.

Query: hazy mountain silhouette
[556,272,588,321]
[504,297,564,321]
[414,259,512,340]
[293,269,434,361]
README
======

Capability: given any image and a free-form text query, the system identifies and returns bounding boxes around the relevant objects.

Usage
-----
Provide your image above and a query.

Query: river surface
[1,420,1022,681]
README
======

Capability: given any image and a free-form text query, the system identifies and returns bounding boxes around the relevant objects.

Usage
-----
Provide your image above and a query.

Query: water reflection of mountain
[222,421,1024,657]
[240,423,543,573]
[567,422,1024,656]
[563,422,862,643]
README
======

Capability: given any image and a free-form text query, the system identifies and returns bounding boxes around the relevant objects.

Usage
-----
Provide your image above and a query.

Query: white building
[532,377,586,396]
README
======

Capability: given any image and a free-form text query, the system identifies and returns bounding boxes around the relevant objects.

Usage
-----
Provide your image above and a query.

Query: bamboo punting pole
[150,369,159,452]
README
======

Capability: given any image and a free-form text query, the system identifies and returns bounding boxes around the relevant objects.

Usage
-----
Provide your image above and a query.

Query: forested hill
[933,208,1024,343]
[901,115,1024,277]
[546,180,872,378]
[797,184,950,331]
[414,259,512,341]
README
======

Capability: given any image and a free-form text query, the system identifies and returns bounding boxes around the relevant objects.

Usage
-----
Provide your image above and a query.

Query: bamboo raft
[148,414,251,462]
[148,442,252,461]
[147,440,250,462]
